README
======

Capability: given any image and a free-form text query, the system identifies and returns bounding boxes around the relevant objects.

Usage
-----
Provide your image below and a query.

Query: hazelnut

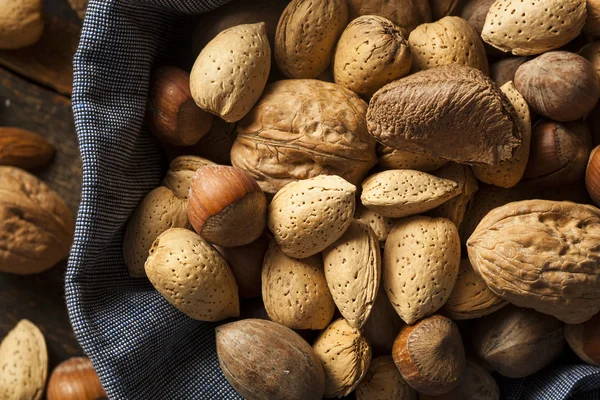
[188,165,267,247]
[514,51,600,122]
[47,357,106,400]
[473,306,565,378]
[524,119,592,187]
[392,315,466,396]
[586,145,600,206]
[146,66,214,146]
[565,313,600,366]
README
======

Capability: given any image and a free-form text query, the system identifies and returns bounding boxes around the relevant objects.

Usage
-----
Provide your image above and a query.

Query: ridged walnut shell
[0,166,74,274]
[367,64,521,166]
[467,200,600,324]
[231,79,377,193]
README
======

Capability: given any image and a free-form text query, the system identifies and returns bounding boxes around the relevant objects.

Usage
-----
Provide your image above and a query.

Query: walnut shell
[377,144,447,172]
[473,306,565,378]
[333,15,412,97]
[313,318,372,398]
[408,16,488,74]
[0,166,74,274]
[429,163,479,227]
[441,259,507,320]
[275,0,348,79]
[346,0,431,35]
[514,51,600,122]
[356,356,417,400]
[231,79,377,193]
[367,65,522,166]
[467,200,600,324]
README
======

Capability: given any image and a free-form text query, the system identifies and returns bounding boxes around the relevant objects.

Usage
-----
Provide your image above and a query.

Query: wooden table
[0,0,83,370]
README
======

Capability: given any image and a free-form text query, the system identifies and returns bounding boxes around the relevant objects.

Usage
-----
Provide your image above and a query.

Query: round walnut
[473,306,565,378]
[231,79,377,193]
[333,15,412,98]
[392,315,466,396]
[356,356,417,400]
[408,16,489,74]
[346,0,431,36]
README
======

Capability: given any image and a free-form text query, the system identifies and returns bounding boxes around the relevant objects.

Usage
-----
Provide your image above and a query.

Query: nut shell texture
[333,15,412,97]
[481,0,586,56]
[262,240,335,330]
[408,16,488,74]
[216,319,325,400]
[361,170,461,219]
[384,217,461,324]
[0,127,55,171]
[268,175,356,258]
[377,145,447,172]
[367,65,522,165]
[355,204,395,243]
[429,163,479,227]
[356,356,417,400]
[323,220,381,328]
[144,228,239,321]
[275,0,348,78]
[0,0,43,49]
[161,155,215,199]
[190,23,270,122]
[0,320,47,400]
[0,166,74,275]
[467,200,600,324]
[313,318,372,398]
[231,79,377,193]
[346,0,431,35]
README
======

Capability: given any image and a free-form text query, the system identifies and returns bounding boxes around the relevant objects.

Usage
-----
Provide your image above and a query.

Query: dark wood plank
[0,66,82,367]
[0,0,81,96]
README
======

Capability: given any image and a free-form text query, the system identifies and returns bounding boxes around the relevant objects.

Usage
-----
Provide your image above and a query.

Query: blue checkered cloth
[65,0,600,398]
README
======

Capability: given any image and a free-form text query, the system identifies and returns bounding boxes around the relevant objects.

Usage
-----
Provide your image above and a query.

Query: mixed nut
[124,0,600,398]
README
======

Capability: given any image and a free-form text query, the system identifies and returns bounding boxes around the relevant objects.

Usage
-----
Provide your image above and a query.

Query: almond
[355,356,417,400]
[268,175,356,258]
[361,170,461,219]
[377,144,447,172]
[0,320,47,400]
[429,163,479,227]
[190,23,270,122]
[275,0,348,78]
[0,127,54,171]
[441,259,507,320]
[323,220,381,328]
[216,319,325,400]
[472,81,532,188]
[481,0,587,56]
[384,216,461,324]
[313,318,372,398]
[408,16,488,74]
[262,240,335,330]
[144,228,239,321]
[161,155,215,199]
[354,204,395,243]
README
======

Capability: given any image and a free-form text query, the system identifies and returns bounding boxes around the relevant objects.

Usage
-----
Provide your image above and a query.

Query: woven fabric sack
[66,0,600,398]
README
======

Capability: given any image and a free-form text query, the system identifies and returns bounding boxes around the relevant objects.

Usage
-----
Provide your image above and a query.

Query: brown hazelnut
[524,119,592,187]
[489,56,529,87]
[392,315,466,396]
[146,66,214,146]
[459,0,496,35]
[565,313,600,366]
[216,232,270,298]
[514,51,600,122]
[47,357,106,400]
[188,165,267,247]
[417,360,499,400]
[473,306,565,378]
[586,146,600,206]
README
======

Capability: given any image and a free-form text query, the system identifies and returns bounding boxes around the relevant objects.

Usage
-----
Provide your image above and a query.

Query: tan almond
[0,127,54,171]
[0,320,47,400]
[323,220,381,329]
[262,240,335,330]
[377,144,448,172]
[356,356,417,400]
[409,16,488,74]
[144,228,239,321]
[313,318,372,398]
[384,216,461,324]
[268,175,356,258]
[361,170,461,219]
[429,163,479,227]
[161,155,215,199]
[354,203,396,243]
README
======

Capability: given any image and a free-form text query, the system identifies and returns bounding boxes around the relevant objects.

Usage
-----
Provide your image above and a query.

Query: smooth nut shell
[430,0,461,20]
[313,318,372,398]
[473,306,565,378]
[514,51,600,122]
[0,320,47,400]
[0,127,54,171]
[356,356,417,400]
[216,319,325,400]
[0,0,43,49]
[489,57,529,87]
[346,0,431,35]
[145,228,240,321]
[459,0,496,35]
[564,313,600,366]
[47,357,106,400]
[188,166,267,247]
[392,315,466,396]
